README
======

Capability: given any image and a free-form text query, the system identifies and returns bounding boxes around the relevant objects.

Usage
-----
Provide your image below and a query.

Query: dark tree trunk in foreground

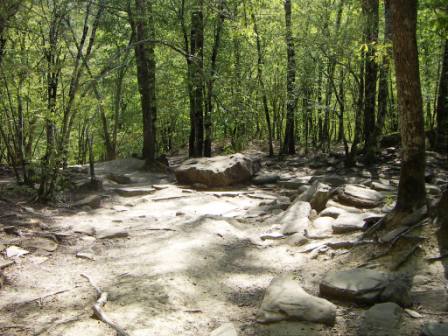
[435,39,448,154]
[0,1,19,67]
[131,0,157,165]
[282,0,296,155]
[390,0,426,212]
[362,0,379,163]
[190,2,205,157]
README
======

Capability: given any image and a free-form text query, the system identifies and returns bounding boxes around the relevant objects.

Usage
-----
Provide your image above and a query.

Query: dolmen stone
[337,185,384,208]
[258,274,336,325]
[320,269,411,307]
[358,302,402,336]
[421,323,448,336]
[175,153,260,187]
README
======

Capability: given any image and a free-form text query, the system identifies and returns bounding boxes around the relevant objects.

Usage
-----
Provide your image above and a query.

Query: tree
[130,0,158,165]
[390,0,427,213]
[282,0,297,155]
[0,1,20,66]
[435,39,448,153]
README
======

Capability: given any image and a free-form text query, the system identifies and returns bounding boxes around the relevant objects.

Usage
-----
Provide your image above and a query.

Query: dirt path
[0,155,447,336]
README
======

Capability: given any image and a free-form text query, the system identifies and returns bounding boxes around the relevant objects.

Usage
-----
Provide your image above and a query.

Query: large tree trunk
[435,39,448,153]
[0,1,19,67]
[390,0,426,212]
[362,0,379,163]
[131,0,157,165]
[281,0,296,155]
[204,0,225,157]
[190,1,205,157]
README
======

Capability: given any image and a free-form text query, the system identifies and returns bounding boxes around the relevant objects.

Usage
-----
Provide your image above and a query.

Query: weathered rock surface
[421,323,448,336]
[21,238,58,252]
[72,195,105,209]
[309,217,335,237]
[96,228,129,239]
[107,173,134,184]
[269,201,311,235]
[358,302,402,336]
[210,323,238,336]
[332,213,370,233]
[113,186,156,197]
[337,185,384,208]
[252,174,280,185]
[310,174,346,187]
[297,181,332,212]
[258,275,336,325]
[320,269,411,307]
[175,153,260,187]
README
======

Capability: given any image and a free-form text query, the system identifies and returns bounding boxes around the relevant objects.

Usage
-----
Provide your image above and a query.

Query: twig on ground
[81,273,130,336]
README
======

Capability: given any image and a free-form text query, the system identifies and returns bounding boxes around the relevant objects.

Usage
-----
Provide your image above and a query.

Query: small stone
[6,246,30,258]
[404,308,422,318]
[210,323,238,336]
[258,274,336,325]
[0,260,14,269]
[260,232,286,241]
[76,249,95,261]
[21,238,58,252]
[286,233,309,246]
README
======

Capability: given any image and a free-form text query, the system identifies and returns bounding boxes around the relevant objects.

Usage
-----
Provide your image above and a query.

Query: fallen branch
[81,274,130,336]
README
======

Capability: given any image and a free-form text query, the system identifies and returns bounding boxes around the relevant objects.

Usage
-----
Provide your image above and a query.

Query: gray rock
[320,269,411,307]
[426,184,442,196]
[114,187,156,197]
[107,173,134,184]
[175,153,260,187]
[282,217,311,235]
[309,217,335,237]
[258,275,336,325]
[278,178,310,189]
[268,201,312,235]
[253,174,280,185]
[21,238,58,252]
[326,200,364,213]
[370,181,396,192]
[310,174,346,187]
[72,195,106,209]
[286,233,309,246]
[337,185,384,208]
[421,323,448,336]
[210,323,238,336]
[96,228,129,239]
[298,181,332,212]
[359,302,402,336]
[319,206,348,218]
[332,213,370,233]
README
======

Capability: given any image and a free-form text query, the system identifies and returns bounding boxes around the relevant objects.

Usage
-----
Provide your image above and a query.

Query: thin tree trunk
[252,13,273,156]
[282,0,296,155]
[390,0,426,212]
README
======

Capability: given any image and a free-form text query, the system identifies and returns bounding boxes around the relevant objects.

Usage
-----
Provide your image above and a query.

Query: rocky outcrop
[175,154,260,187]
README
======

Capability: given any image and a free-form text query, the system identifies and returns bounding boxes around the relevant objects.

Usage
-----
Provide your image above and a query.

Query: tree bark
[390,0,426,212]
[282,0,297,155]
[362,0,379,162]
[131,0,158,165]
[204,0,225,157]
[435,39,448,153]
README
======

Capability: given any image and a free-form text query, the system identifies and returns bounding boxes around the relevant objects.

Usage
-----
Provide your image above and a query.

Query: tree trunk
[131,0,157,165]
[390,0,426,212]
[190,1,205,157]
[252,13,274,156]
[282,0,296,155]
[204,0,225,157]
[435,39,448,153]
[363,0,379,162]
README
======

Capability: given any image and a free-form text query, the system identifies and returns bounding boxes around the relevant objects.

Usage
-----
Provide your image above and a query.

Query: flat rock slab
[175,153,260,187]
[320,269,411,307]
[310,217,335,237]
[252,174,280,185]
[310,174,346,187]
[21,238,58,252]
[268,201,312,235]
[107,173,134,184]
[210,323,238,336]
[96,229,129,239]
[72,195,105,209]
[332,213,372,233]
[359,302,402,336]
[337,185,384,208]
[421,323,448,336]
[113,187,156,197]
[258,274,336,326]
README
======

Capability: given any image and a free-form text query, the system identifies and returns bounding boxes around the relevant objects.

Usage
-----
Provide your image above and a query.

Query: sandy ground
[0,157,447,336]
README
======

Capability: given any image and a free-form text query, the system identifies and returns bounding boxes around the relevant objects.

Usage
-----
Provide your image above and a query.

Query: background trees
[0,0,446,199]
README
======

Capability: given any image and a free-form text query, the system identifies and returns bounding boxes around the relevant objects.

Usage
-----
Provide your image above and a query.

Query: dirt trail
[0,155,447,336]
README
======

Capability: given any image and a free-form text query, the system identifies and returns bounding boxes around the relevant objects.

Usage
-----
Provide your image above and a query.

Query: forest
[0,0,448,335]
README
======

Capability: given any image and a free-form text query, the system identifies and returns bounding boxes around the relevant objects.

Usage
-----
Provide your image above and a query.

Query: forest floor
[0,149,447,336]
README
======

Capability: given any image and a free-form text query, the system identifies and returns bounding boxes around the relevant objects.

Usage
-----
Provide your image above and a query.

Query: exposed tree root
[391,243,421,270]
[81,273,130,336]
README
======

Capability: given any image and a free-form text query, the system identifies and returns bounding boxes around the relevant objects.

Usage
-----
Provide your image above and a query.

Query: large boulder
[258,275,336,326]
[320,269,411,307]
[175,153,260,187]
